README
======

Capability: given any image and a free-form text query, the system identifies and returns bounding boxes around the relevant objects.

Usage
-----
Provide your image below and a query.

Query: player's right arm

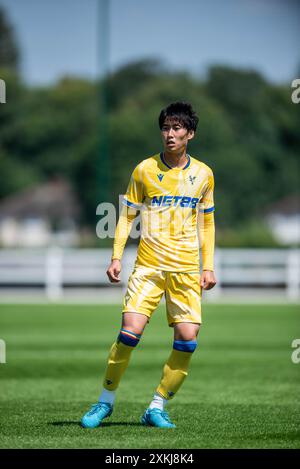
[106,206,138,282]
[106,164,144,283]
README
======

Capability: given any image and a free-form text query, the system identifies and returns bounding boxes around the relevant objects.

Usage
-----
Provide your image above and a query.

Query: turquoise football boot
[81,402,113,428]
[141,408,176,428]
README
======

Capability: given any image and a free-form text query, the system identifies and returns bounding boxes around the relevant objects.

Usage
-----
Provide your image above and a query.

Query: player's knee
[174,324,200,342]
[117,328,141,347]
[173,340,197,353]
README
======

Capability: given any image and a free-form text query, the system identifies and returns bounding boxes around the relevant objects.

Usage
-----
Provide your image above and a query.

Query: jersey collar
[160,152,190,170]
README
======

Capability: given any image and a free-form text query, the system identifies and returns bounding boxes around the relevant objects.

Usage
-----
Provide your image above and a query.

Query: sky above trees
[0,0,299,85]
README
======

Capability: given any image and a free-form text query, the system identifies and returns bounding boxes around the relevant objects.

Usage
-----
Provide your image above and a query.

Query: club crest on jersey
[189,175,196,185]
[157,173,164,182]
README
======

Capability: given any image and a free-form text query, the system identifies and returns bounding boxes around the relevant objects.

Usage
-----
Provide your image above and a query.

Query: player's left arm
[200,211,217,290]
[199,167,217,291]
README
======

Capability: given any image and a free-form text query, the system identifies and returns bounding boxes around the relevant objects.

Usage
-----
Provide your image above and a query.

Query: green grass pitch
[0,302,299,449]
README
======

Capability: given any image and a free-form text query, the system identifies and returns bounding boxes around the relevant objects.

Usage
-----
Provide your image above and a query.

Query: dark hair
[158,102,199,132]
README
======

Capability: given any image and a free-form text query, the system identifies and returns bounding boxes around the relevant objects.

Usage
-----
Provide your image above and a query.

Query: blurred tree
[105,58,166,110]
[0,7,19,71]
[0,60,298,246]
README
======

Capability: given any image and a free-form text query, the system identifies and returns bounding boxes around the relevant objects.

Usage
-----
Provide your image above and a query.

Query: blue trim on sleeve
[122,198,141,210]
[204,206,215,214]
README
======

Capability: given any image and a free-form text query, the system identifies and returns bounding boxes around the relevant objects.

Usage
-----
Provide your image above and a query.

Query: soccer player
[81,102,216,429]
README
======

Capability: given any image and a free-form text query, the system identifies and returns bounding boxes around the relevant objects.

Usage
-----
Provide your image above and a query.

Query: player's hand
[200,270,217,290]
[106,259,121,283]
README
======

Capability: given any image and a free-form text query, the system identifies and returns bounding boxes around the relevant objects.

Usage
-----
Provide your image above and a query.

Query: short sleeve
[123,164,144,210]
[201,168,215,214]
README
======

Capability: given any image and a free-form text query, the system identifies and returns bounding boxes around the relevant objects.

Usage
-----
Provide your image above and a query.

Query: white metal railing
[0,247,299,302]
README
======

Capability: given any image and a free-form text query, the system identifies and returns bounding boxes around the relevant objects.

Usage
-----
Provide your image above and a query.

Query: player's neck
[163,149,188,169]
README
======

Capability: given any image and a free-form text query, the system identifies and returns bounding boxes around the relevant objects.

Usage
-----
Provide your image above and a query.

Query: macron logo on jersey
[151,195,200,208]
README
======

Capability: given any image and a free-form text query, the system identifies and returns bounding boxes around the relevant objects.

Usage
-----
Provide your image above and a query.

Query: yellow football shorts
[122,266,202,326]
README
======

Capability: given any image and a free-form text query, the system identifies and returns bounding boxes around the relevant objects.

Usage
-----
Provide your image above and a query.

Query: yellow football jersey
[119,153,214,272]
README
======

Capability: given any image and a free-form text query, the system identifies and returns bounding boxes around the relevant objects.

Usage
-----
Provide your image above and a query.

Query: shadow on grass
[48,421,141,427]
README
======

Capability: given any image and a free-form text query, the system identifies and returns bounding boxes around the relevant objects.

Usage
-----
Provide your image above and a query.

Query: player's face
[161,119,194,153]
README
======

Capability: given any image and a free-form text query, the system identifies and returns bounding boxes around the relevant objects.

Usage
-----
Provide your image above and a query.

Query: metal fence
[0,247,299,303]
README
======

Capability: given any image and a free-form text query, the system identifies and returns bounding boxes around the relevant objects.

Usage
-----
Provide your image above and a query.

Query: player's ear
[187,130,195,141]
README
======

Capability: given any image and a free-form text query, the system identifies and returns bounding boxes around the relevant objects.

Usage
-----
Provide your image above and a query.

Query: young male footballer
[81,102,216,429]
